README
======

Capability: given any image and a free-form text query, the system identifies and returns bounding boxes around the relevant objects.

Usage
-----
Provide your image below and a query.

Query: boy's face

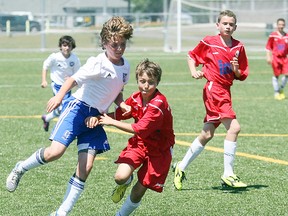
[216,15,237,37]
[60,43,73,58]
[277,20,285,32]
[137,72,158,101]
[104,37,127,65]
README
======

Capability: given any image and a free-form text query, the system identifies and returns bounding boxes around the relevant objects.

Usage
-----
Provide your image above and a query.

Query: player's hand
[191,70,204,79]
[41,81,48,88]
[119,102,131,117]
[85,116,99,128]
[99,113,115,126]
[230,57,239,72]
[46,96,62,112]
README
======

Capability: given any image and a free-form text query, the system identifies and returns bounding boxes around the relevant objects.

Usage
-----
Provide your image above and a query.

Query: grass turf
[0,48,287,215]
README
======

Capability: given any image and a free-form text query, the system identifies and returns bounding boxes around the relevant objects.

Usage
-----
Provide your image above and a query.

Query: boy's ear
[234,24,237,31]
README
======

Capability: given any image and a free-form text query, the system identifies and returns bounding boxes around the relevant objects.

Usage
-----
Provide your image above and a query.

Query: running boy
[6,16,133,216]
[86,59,175,216]
[173,10,249,190]
[41,35,81,131]
[266,18,288,100]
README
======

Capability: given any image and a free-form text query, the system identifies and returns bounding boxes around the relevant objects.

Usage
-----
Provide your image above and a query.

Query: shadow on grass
[211,184,269,194]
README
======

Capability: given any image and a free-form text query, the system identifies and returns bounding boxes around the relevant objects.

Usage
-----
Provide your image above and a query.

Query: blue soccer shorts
[49,96,110,154]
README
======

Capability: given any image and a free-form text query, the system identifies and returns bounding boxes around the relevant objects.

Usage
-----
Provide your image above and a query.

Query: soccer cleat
[111,175,133,203]
[221,175,247,188]
[41,115,49,132]
[274,93,284,100]
[6,161,25,192]
[172,162,186,190]
[279,89,285,100]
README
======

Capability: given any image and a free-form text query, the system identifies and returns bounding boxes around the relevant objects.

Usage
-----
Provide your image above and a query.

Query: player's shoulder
[150,91,169,107]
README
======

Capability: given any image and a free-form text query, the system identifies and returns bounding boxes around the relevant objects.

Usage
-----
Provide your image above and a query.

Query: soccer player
[6,16,133,216]
[173,10,249,190]
[266,18,288,100]
[41,35,81,131]
[85,59,175,216]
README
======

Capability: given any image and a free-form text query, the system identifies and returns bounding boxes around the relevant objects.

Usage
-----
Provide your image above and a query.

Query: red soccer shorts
[203,81,236,127]
[115,143,172,193]
[272,56,288,76]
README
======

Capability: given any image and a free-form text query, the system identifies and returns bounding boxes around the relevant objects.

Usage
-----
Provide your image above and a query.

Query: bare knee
[114,172,129,185]
[44,146,65,162]
[228,123,241,136]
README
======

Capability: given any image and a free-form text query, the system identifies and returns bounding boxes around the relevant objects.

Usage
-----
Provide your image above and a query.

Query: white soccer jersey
[43,52,81,85]
[72,52,130,113]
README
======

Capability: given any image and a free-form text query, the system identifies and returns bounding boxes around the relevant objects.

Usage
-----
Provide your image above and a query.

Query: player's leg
[54,150,96,215]
[279,75,288,99]
[116,181,146,216]
[6,141,67,192]
[112,163,134,203]
[221,118,246,188]
[173,122,215,190]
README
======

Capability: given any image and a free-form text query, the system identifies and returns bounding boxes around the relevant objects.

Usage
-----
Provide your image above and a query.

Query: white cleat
[6,161,25,192]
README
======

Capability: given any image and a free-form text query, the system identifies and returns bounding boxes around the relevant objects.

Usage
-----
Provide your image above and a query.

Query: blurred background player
[85,59,174,216]
[266,18,288,100]
[173,10,248,190]
[6,16,133,216]
[41,35,81,131]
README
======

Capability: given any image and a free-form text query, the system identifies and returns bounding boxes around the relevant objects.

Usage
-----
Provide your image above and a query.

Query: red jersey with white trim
[266,31,288,58]
[115,90,174,156]
[188,34,249,87]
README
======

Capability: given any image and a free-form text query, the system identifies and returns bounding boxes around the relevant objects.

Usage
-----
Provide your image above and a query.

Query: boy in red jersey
[266,18,288,100]
[173,10,248,190]
[86,59,174,216]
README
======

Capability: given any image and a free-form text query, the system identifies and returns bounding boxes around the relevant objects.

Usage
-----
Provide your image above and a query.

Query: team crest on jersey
[123,73,128,82]
[70,61,75,67]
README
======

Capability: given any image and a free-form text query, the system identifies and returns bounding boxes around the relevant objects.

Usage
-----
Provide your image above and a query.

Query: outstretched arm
[46,77,77,112]
[99,113,135,134]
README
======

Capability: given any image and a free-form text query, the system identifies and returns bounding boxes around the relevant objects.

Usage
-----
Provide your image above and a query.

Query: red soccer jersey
[188,34,249,87]
[115,90,175,155]
[266,31,288,58]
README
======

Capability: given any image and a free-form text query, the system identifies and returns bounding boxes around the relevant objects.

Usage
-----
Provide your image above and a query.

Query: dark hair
[58,35,76,49]
[135,58,162,85]
[277,18,285,24]
[100,16,133,49]
[218,10,237,24]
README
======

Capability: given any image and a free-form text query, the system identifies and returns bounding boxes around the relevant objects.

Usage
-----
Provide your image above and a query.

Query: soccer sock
[272,76,279,93]
[178,137,204,171]
[45,110,58,122]
[223,140,237,177]
[116,195,140,216]
[19,148,47,172]
[280,76,288,89]
[58,174,85,214]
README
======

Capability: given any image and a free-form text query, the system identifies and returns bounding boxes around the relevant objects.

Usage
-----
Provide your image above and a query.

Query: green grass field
[0,36,288,216]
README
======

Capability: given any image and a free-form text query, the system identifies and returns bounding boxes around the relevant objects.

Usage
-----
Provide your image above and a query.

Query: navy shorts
[49,97,110,154]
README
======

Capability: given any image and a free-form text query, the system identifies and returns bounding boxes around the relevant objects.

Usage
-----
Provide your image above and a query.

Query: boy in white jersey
[41,35,81,131]
[6,16,133,216]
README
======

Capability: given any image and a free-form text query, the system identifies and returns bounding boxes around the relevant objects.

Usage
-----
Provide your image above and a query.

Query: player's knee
[44,147,64,162]
[229,124,241,135]
[114,172,129,184]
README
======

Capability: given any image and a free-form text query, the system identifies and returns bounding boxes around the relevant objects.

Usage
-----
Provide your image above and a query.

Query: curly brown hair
[100,16,133,49]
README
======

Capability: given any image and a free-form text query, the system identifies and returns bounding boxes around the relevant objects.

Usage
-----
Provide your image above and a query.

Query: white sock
[178,137,204,171]
[19,148,47,172]
[223,140,237,177]
[45,110,58,122]
[116,195,140,216]
[272,76,279,93]
[281,76,288,89]
[58,175,85,214]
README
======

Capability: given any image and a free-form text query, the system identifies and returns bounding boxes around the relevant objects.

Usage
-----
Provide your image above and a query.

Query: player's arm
[113,91,131,117]
[266,50,272,64]
[41,68,48,88]
[187,56,204,79]
[46,77,77,112]
[99,113,135,134]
